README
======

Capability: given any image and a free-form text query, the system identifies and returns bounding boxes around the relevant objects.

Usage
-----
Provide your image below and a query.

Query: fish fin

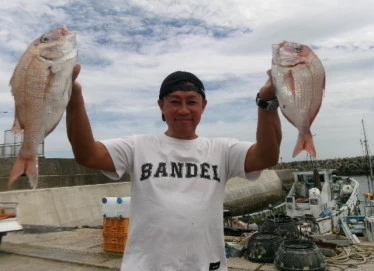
[284,70,296,95]
[8,156,39,189]
[308,105,322,127]
[292,131,317,158]
[12,117,23,134]
[43,67,55,94]
[45,121,60,137]
[9,63,20,90]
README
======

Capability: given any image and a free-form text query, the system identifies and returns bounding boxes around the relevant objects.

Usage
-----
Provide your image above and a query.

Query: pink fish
[8,26,77,189]
[271,41,325,158]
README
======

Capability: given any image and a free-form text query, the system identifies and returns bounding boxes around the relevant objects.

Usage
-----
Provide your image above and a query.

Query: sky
[0,0,373,163]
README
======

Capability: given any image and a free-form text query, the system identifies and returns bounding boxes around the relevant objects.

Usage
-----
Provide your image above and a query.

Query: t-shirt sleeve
[99,136,134,180]
[226,140,261,181]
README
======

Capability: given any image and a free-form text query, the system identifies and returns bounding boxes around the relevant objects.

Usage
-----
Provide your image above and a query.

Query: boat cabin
[286,169,335,219]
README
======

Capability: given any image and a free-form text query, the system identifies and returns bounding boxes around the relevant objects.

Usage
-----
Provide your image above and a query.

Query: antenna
[306,134,318,169]
[362,118,374,193]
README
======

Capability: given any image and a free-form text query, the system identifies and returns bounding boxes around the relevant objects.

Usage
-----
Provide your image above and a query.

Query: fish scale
[272,41,325,158]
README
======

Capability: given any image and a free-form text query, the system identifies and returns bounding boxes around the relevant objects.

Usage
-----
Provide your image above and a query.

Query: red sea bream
[271,41,325,158]
[8,26,77,189]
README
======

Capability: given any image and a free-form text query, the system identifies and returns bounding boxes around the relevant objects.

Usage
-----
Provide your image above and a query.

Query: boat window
[297,173,328,182]
[297,175,304,182]
[310,198,319,205]
[286,197,293,203]
[298,174,313,183]
[319,174,325,182]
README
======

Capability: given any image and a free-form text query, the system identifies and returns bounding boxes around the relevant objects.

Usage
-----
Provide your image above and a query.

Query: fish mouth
[273,57,306,68]
[66,32,77,46]
[272,42,305,67]
[60,26,77,43]
[64,29,77,49]
[272,44,282,66]
[61,26,75,35]
[272,44,280,50]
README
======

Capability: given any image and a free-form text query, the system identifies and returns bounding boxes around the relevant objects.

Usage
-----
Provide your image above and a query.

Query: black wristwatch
[256,93,279,112]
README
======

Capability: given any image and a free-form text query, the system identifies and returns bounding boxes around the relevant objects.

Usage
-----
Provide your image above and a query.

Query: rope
[325,244,374,269]
[255,263,265,271]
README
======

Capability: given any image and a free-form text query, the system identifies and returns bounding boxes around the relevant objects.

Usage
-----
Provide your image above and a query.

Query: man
[67,64,281,271]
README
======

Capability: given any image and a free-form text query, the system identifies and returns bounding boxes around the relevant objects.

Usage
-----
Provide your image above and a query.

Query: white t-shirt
[101,134,260,271]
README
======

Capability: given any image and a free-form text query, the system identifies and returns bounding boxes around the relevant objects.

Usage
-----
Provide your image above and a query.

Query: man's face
[158,90,207,139]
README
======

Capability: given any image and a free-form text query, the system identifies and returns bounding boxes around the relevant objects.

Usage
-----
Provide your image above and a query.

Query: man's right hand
[72,64,82,95]
[72,64,81,82]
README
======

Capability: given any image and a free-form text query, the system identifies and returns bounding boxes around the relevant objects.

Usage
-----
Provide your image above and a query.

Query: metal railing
[0,130,44,158]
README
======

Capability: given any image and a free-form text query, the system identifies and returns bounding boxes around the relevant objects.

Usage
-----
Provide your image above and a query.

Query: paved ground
[0,252,116,271]
[1,227,374,270]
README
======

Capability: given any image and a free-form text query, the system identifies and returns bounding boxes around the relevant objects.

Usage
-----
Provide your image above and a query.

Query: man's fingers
[72,64,81,81]
[259,70,276,100]
[267,69,272,77]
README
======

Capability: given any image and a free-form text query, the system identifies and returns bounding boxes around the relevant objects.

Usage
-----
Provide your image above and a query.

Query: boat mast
[362,118,374,193]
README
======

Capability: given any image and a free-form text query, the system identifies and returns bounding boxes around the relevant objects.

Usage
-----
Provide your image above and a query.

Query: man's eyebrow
[166,94,200,99]
[165,94,181,99]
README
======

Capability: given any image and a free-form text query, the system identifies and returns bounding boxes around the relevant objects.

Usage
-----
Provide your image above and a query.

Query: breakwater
[274,156,373,176]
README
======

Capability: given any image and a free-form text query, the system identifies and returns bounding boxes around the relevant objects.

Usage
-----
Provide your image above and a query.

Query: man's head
[159,71,205,100]
[158,71,207,139]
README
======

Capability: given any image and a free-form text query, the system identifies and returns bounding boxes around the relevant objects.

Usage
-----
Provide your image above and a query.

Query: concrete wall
[0,158,129,191]
[0,183,131,227]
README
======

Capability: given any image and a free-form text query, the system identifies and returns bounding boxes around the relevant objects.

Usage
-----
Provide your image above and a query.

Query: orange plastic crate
[103,233,128,253]
[103,217,130,235]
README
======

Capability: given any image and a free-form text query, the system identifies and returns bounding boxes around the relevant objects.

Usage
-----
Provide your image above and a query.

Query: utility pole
[362,118,374,193]
[0,111,9,158]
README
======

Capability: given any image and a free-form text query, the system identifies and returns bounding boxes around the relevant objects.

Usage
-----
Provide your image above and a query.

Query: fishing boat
[341,119,374,243]
[340,213,374,243]
[285,168,360,234]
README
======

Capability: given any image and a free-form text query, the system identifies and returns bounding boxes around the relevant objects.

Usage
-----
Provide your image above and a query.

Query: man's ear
[202,99,208,112]
[158,99,166,121]
[158,99,163,111]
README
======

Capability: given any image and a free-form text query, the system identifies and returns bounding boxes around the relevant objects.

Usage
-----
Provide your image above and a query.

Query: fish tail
[292,132,317,158]
[8,156,39,189]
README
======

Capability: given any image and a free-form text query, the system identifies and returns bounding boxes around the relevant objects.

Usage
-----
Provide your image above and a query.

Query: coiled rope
[325,244,374,269]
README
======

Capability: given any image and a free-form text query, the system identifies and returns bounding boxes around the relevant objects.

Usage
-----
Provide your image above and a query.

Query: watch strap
[256,93,279,112]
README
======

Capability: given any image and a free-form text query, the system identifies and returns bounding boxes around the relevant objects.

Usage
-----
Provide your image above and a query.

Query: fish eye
[294,46,302,53]
[40,36,49,43]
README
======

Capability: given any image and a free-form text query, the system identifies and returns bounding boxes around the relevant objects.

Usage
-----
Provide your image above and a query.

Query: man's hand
[72,64,81,81]
[72,64,82,94]
[258,70,276,101]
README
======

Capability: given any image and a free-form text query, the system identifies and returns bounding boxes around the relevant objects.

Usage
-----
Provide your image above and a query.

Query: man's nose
[178,102,190,114]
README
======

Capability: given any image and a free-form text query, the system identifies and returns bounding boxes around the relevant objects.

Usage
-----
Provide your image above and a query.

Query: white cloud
[1,0,374,162]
